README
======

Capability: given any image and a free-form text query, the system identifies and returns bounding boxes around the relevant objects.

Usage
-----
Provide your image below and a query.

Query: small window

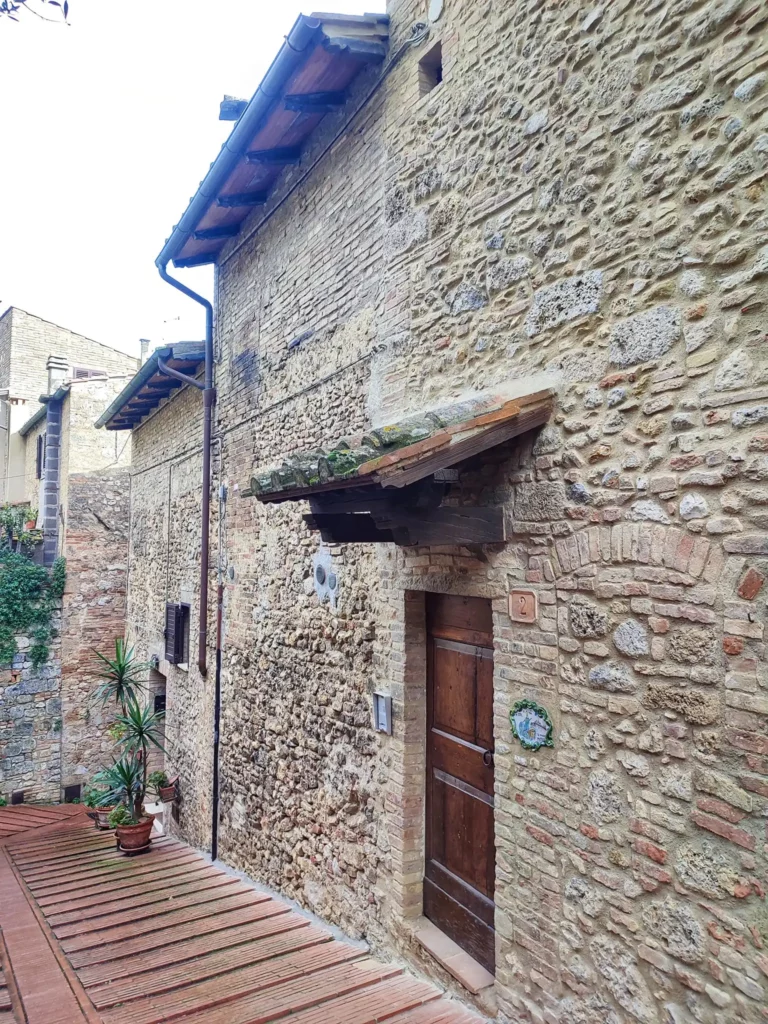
[154,692,167,715]
[36,433,45,479]
[72,366,106,380]
[419,41,443,96]
[64,784,81,803]
[11,790,24,805]
[164,602,190,665]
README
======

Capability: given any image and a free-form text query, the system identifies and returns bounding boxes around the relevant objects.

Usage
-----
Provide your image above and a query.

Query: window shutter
[164,602,184,664]
[72,366,106,380]
[36,434,44,479]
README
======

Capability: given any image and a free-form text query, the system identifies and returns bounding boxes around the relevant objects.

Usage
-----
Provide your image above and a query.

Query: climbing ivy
[0,551,66,668]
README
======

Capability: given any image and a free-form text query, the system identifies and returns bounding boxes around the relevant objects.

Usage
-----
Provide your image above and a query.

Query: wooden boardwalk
[0,807,483,1024]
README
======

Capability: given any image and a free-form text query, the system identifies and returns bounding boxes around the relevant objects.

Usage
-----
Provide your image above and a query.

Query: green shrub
[148,770,169,794]
[0,550,66,666]
[108,805,138,828]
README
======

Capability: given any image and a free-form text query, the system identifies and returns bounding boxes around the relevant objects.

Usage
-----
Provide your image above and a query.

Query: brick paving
[0,807,483,1024]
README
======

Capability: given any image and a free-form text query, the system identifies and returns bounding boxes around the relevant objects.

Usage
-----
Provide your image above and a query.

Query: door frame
[382,586,500,978]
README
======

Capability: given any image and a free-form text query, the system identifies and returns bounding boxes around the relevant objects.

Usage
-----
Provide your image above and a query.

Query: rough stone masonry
[126,0,768,1021]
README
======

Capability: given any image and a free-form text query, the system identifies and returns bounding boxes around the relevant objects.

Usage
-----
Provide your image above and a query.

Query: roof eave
[156,13,324,270]
[94,342,205,430]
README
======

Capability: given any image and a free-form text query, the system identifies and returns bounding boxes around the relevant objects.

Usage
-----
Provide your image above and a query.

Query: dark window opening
[11,790,24,805]
[36,433,46,479]
[64,784,81,803]
[419,42,443,95]
[154,692,167,715]
[164,602,191,665]
[72,366,106,380]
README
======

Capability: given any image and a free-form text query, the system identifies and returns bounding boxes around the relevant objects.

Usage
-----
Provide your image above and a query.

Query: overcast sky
[0,0,375,356]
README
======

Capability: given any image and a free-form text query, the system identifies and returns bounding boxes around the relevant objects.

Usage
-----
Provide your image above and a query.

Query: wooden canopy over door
[425,594,495,974]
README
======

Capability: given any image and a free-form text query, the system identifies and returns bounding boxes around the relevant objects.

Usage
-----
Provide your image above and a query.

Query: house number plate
[509,589,537,623]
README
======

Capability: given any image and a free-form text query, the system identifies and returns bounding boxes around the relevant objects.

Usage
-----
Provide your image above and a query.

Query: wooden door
[425,593,495,973]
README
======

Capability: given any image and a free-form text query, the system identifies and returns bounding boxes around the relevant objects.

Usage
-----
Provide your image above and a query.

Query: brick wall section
[59,468,131,789]
[125,1,768,1021]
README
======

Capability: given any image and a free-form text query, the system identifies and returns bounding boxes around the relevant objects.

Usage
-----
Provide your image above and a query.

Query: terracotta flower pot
[159,783,177,803]
[95,806,116,830]
[116,815,154,852]
[25,520,36,532]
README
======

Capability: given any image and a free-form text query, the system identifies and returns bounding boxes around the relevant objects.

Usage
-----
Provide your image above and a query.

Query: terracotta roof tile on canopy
[251,379,555,501]
[250,379,555,546]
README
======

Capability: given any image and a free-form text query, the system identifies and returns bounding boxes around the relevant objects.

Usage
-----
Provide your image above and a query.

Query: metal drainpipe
[156,260,215,677]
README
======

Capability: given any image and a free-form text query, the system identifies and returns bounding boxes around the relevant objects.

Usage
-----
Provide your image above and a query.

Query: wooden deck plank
[2,805,484,1024]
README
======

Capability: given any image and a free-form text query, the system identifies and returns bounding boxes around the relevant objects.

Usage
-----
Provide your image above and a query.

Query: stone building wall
[59,468,131,789]
[3,379,135,799]
[0,307,137,404]
[56,383,134,791]
[0,614,62,804]
[126,383,214,848]
[126,0,768,1021]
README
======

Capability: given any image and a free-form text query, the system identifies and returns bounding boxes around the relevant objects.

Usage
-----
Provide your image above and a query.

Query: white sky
[0,0,377,357]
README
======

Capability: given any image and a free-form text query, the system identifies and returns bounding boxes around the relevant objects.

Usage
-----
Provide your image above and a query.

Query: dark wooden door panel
[429,730,492,793]
[426,593,495,975]
[432,643,480,743]
[432,772,495,898]
[427,593,493,646]
[423,879,494,974]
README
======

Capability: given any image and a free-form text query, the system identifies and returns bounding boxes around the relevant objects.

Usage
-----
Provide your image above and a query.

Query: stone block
[524,271,603,337]
[514,481,566,522]
[609,306,682,367]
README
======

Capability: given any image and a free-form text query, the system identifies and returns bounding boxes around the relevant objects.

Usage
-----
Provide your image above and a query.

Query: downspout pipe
[156,260,214,677]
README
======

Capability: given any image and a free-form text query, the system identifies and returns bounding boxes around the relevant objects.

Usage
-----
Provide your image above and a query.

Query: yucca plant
[93,638,148,714]
[94,754,145,821]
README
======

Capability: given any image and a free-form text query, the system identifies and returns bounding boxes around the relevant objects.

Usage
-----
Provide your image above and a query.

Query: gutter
[94,343,204,428]
[156,13,323,269]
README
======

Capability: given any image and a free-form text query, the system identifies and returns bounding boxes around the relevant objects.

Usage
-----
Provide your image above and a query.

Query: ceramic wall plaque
[510,699,554,751]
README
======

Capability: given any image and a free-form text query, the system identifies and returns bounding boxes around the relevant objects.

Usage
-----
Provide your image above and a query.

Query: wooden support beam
[284,91,346,113]
[309,480,444,516]
[376,507,505,547]
[219,97,247,121]
[193,225,240,241]
[322,35,387,61]
[245,146,303,166]
[305,506,504,547]
[304,513,394,544]
[216,191,269,208]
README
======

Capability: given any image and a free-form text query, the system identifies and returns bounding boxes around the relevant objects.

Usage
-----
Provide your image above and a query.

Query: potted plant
[83,784,113,830]
[148,770,178,804]
[95,696,165,853]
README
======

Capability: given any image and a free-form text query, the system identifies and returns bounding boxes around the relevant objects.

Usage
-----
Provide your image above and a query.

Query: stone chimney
[139,339,151,365]
[46,355,69,395]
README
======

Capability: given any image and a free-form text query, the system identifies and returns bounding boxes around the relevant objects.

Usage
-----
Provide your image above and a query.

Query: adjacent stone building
[0,308,138,802]
[107,2,768,1021]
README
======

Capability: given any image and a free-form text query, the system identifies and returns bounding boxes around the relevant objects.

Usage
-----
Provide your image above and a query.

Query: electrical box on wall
[372,692,392,734]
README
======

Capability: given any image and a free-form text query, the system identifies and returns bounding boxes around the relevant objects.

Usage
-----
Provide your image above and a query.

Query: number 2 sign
[508,590,537,623]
